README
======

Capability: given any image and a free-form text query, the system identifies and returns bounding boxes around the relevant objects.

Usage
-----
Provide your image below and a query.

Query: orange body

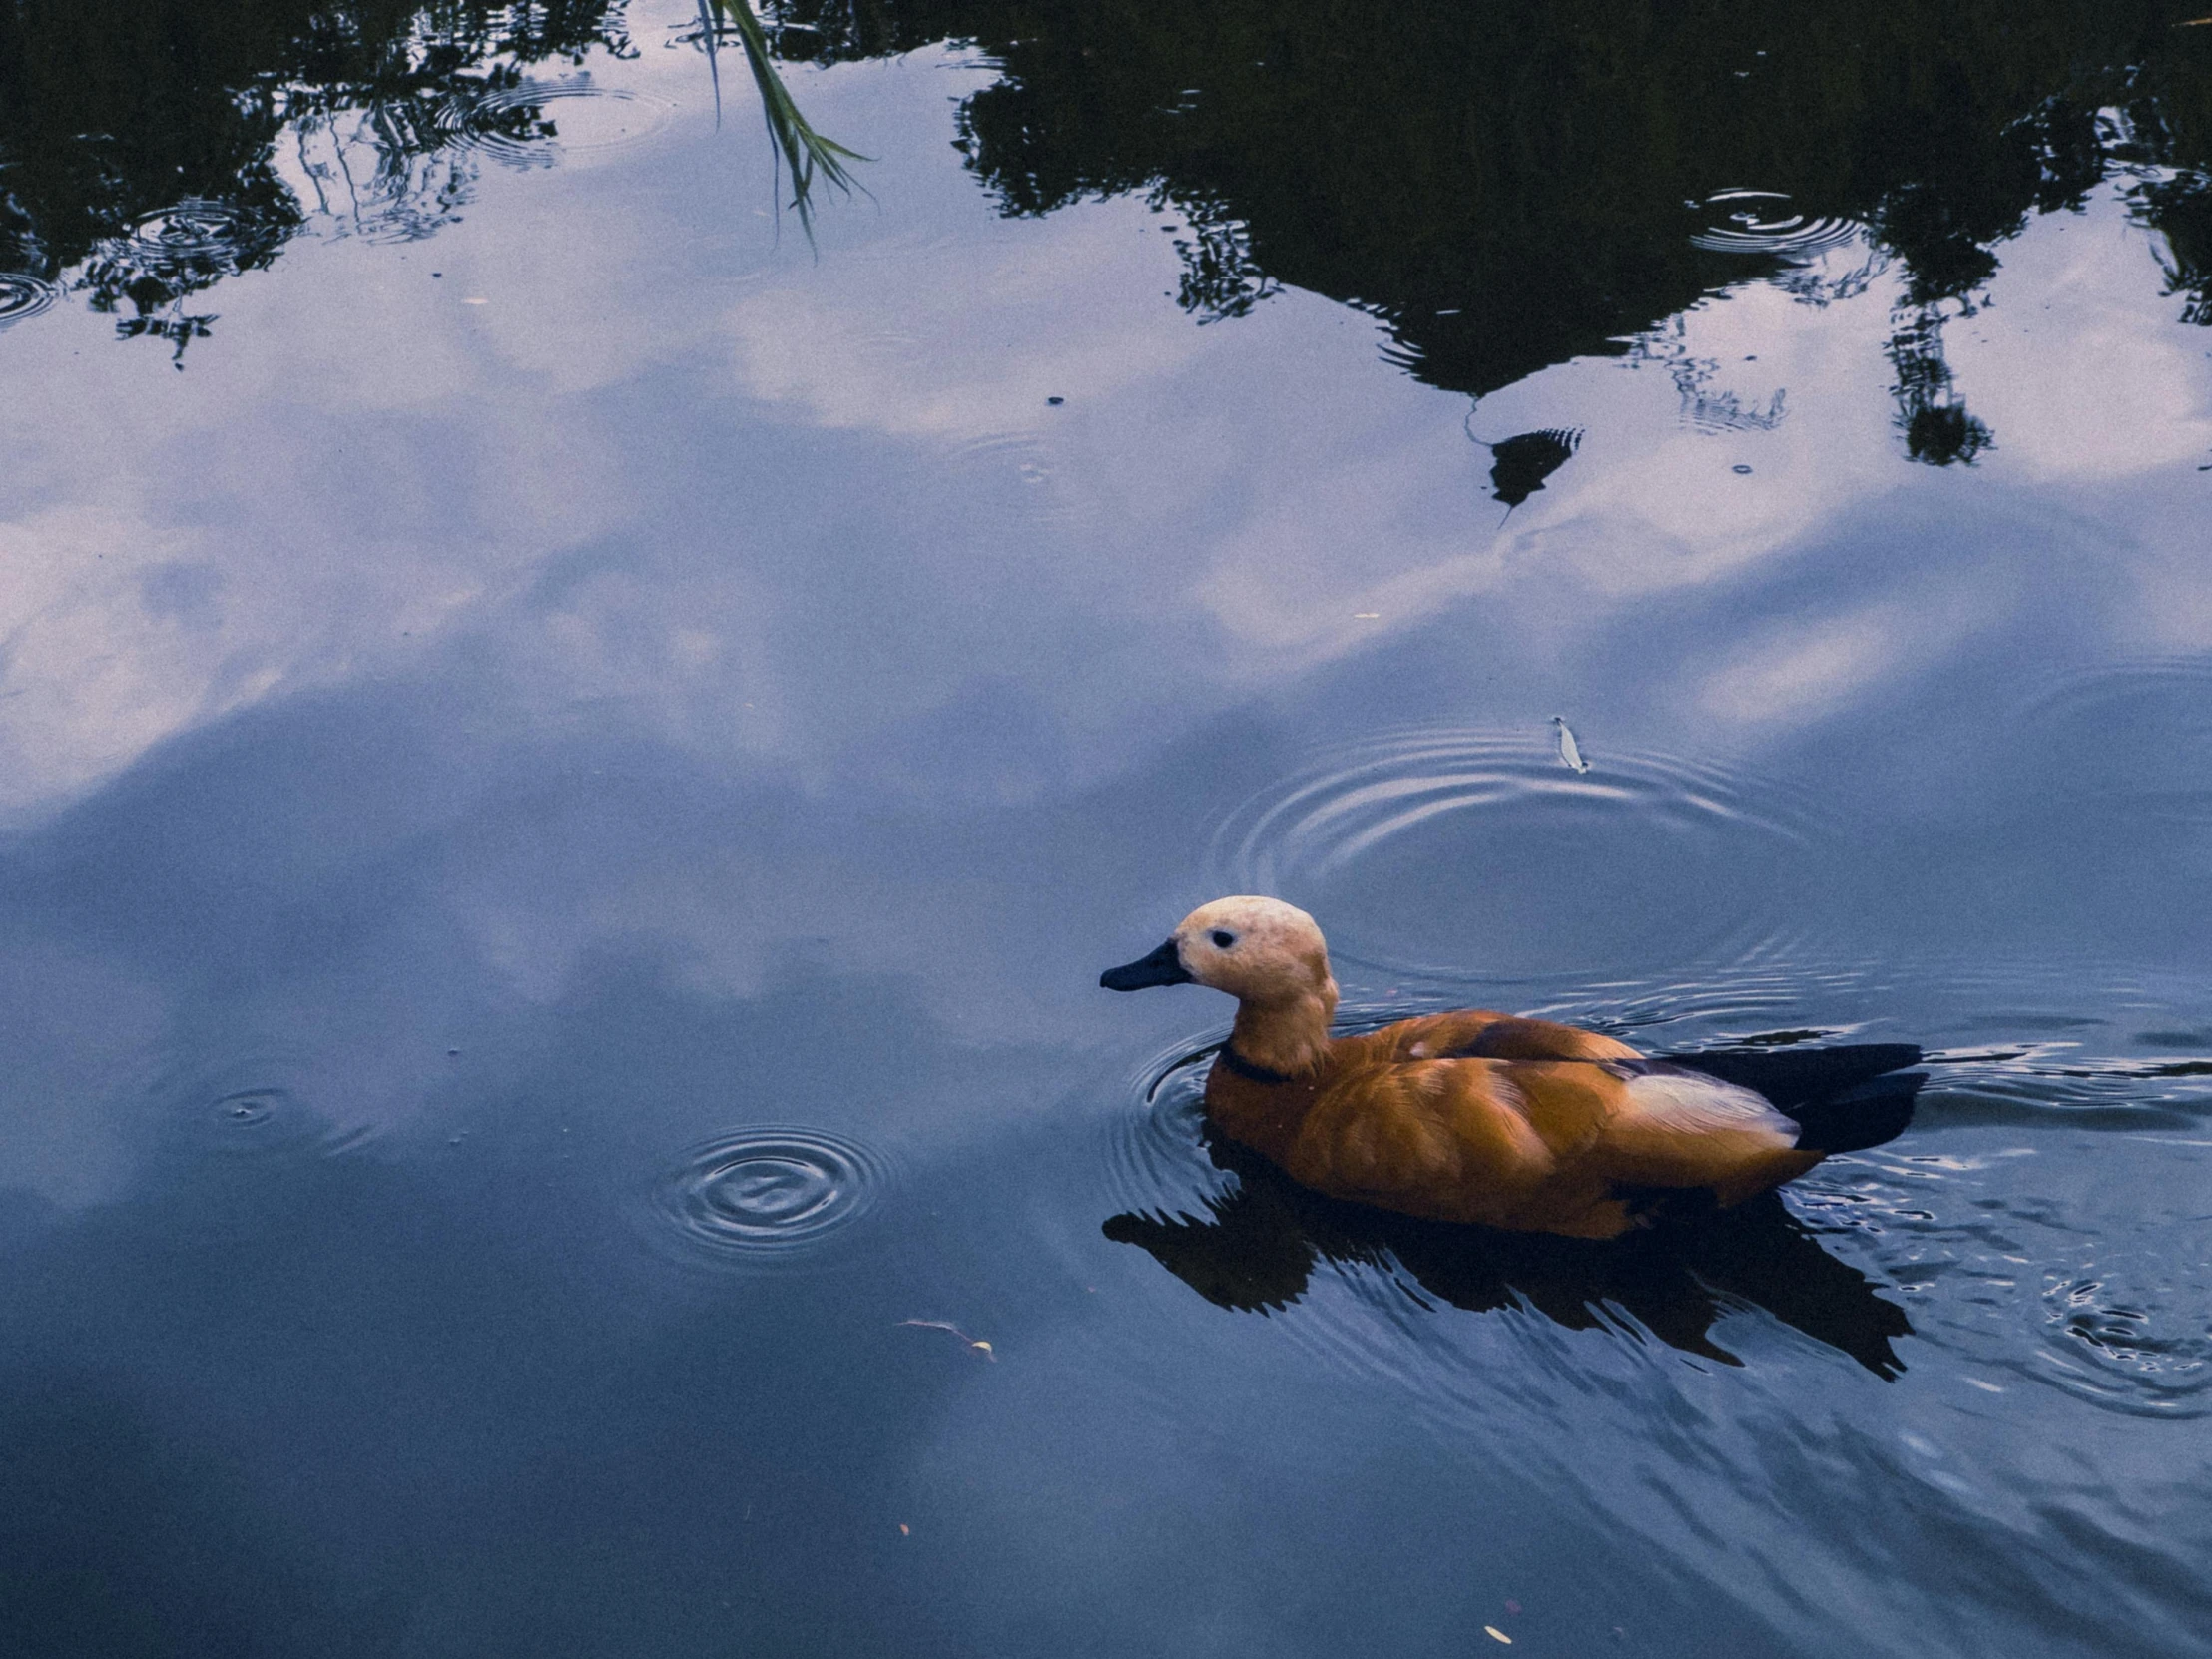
[1203,1011,1820,1240]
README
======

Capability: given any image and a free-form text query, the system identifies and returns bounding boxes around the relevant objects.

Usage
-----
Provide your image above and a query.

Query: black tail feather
[1662,1043,1921,1111]
[1662,1042,1925,1154]
[1782,1071,1925,1154]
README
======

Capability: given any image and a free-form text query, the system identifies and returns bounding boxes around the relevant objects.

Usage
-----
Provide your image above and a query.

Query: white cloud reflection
[0,8,2208,1228]
[3,34,2209,830]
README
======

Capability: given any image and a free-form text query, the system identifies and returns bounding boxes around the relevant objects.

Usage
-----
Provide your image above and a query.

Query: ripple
[155,1070,371,1160]
[657,1126,886,1261]
[125,200,261,270]
[437,81,675,169]
[0,272,60,329]
[1691,189,1866,258]
[2021,656,2212,762]
[1205,725,1827,987]
[2022,653,2212,726]
[1915,1038,2212,1130]
[1100,1034,1229,1219]
[1793,1148,2212,1418]
[2011,658,2212,896]
[2045,1270,2212,1409]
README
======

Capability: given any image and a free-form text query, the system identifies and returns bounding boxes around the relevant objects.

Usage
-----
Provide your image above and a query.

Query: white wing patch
[1621,1070,1800,1147]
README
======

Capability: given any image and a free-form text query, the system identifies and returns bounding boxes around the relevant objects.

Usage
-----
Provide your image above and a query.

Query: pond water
[3,1,2211,1654]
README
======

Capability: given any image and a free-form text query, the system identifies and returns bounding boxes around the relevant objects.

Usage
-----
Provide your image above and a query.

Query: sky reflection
[3,7,2212,1655]
[0,28,2205,1209]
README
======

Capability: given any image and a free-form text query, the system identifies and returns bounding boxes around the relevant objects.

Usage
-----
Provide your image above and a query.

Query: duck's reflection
[1106,1136,1910,1378]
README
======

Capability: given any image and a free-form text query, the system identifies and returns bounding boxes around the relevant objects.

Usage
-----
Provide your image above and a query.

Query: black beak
[1100,937,1192,991]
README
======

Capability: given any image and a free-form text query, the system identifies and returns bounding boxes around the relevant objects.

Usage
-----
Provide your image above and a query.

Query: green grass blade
[703,0,868,239]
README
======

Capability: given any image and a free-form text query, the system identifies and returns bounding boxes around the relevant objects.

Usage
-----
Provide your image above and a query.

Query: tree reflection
[0,0,629,358]
[767,0,2212,462]
[2142,168,2212,324]
[1106,1135,1913,1379]
[5,0,2212,439]
[0,0,850,360]
[1889,307,1993,467]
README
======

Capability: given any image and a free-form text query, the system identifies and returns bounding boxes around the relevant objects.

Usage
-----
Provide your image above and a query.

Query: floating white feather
[1552,715,1590,774]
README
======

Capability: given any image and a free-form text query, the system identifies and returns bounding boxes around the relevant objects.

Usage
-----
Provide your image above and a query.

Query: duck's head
[1099,896,1335,1005]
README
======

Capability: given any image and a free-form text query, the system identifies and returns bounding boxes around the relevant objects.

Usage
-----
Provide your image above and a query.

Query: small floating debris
[899,1318,996,1360]
[1552,716,1590,774]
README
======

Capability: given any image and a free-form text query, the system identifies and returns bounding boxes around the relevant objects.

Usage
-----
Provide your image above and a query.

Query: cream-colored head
[1172,896,1334,1002]
[1100,895,1336,1005]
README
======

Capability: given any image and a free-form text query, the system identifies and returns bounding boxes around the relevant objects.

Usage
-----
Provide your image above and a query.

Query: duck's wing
[1445,1016,1640,1063]
[1584,1061,1817,1205]
[1285,1057,1613,1231]
[1291,1054,1820,1232]
[1352,1012,1639,1065]
[1343,1010,1510,1063]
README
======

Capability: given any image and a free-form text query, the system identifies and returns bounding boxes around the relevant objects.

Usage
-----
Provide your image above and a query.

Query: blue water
[2,3,2210,1654]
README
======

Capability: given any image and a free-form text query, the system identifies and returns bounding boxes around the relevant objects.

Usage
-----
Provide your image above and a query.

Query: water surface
[2,2,2211,1655]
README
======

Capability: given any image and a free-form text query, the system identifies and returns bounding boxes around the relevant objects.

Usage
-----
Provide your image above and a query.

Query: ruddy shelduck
[1101,896,1921,1240]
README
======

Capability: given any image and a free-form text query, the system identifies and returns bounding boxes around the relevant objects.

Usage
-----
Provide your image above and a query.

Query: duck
[1100,895,1923,1240]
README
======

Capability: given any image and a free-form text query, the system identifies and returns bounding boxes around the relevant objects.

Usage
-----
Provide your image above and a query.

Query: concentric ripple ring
[1691,189,1865,258]
[437,81,675,168]
[659,1126,886,1258]
[1100,1033,1229,1218]
[1205,724,1828,986]
[126,200,256,268]
[0,272,61,328]
[160,1080,370,1159]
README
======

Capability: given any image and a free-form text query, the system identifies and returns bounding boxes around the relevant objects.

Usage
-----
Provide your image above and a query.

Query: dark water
[3,1,2211,1654]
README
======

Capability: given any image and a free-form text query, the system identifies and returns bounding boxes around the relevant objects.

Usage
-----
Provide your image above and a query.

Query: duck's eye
[1210,930,1236,949]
